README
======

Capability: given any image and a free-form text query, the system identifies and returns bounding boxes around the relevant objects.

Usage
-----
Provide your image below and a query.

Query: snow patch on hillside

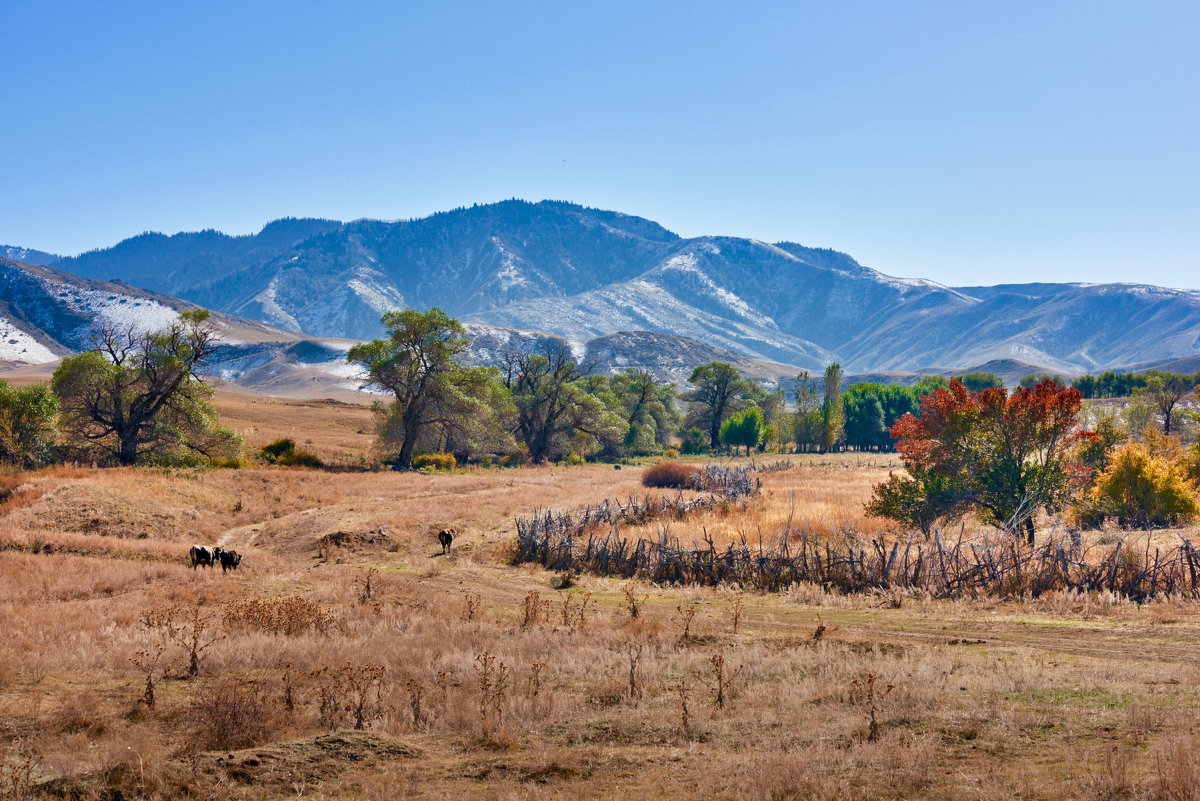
[492,237,529,291]
[657,253,774,327]
[38,274,179,333]
[347,275,405,313]
[0,316,58,364]
[252,277,302,330]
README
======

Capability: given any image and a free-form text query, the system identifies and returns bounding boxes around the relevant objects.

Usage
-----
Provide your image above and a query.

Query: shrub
[224,596,333,636]
[208,456,246,469]
[258,438,295,460]
[1081,440,1199,528]
[189,680,283,750]
[663,447,680,459]
[642,461,702,489]
[563,452,585,466]
[276,447,323,468]
[412,452,455,471]
[680,427,710,455]
[258,438,323,468]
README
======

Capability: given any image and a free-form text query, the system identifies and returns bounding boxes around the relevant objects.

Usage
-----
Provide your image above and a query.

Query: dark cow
[189,545,218,570]
[437,528,455,555]
[217,549,242,573]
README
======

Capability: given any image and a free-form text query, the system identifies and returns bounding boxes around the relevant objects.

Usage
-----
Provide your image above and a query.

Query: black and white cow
[189,545,219,570]
[437,528,455,555]
[217,549,242,573]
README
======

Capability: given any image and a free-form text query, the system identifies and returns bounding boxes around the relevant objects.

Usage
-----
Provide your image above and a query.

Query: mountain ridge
[0,255,803,399]
[18,199,1200,374]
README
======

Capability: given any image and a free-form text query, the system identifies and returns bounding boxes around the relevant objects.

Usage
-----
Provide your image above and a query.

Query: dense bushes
[412,452,456,471]
[0,379,58,468]
[257,438,323,468]
[642,461,702,489]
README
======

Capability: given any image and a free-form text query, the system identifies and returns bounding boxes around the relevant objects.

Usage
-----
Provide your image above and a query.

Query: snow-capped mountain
[22,200,1200,373]
[0,255,798,397]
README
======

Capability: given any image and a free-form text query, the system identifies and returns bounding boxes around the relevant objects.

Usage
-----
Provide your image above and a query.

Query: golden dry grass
[4,409,1200,799]
[212,388,378,464]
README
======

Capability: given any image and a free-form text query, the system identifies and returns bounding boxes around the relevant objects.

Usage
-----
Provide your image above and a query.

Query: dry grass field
[3,396,1200,799]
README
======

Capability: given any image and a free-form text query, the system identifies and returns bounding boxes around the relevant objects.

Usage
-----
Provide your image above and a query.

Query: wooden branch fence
[516,485,1200,600]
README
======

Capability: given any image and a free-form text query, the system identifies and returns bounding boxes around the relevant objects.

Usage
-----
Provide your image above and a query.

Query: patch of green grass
[1025,686,1131,710]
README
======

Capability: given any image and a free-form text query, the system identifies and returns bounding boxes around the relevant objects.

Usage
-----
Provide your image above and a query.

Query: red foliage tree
[868,379,1092,541]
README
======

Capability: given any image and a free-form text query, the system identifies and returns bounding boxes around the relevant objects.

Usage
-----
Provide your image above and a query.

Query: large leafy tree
[503,347,625,464]
[52,309,241,466]
[349,308,509,469]
[0,379,58,468]
[684,362,754,450]
[843,383,920,452]
[610,369,680,456]
[867,379,1091,542]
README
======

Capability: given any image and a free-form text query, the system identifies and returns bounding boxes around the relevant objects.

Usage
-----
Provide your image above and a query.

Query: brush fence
[517,487,1200,600]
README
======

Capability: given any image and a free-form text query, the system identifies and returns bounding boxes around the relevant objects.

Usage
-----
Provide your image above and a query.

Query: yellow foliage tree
[1082,430,1199,529]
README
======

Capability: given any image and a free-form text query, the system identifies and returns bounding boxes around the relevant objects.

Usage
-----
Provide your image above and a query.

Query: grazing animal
[217,549,242,573]
[437,528,455,555]
[189,545,218,570]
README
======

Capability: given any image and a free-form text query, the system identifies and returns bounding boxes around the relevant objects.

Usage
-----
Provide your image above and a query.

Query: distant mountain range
[6,199,1200,381]
[0,255,801,397]
[2,245,61,267]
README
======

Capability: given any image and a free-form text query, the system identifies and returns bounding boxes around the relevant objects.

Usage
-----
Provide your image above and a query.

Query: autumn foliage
[867,380,1092,539]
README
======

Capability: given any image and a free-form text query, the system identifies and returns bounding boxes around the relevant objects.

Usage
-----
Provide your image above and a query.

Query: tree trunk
[397,406,422,469]
[398,437,416,469]
[118,431,139,466]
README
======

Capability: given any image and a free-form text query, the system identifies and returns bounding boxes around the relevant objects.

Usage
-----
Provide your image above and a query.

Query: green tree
[758,386,786,451]
[821,363,844,453]
[914,375,950,395]
[720,407,763,455]
[1020,373,1066,389]
[52,310,241,466]
[374,367,515,465]
[865,464,968,537]
[684,362,754,450]
[504,347,625,463]
[792,371,822,453]
[349,308,508,469]
[0,380,58,468]
[843,383,920,451]
[680,426,710,455]
[952,372,1003,392]
[610,369,681,456]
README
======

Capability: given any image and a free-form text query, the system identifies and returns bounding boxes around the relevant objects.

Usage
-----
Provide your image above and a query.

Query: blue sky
[2,1,1197,288]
